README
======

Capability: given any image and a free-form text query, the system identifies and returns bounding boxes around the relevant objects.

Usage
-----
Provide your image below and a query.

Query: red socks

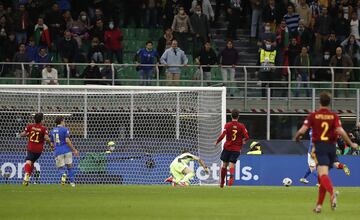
[317,175,334,205]
[337,163,344,169]
[24,163,33,175]
[220,167,227,187]
[228,167,235,186]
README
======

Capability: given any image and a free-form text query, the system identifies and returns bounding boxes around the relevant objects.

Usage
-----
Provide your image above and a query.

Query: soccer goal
[0,85,226,185]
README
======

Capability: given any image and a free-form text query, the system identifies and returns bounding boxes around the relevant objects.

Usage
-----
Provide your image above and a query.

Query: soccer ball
[282,177,292,187]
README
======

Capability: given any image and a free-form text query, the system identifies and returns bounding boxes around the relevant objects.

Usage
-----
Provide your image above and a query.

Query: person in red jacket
[104,21,123,63]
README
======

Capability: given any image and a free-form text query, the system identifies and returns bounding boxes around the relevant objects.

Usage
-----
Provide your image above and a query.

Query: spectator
[163,0,182,29]
[104,21,123,63]
[88,37,106,63]
[314,7,332,54]
[190,0,214,22]
[288,37,301,68]
[194,41,217,85]
[35,47,51,68]
[328,0,338,18]
[123,0,141,28]
[91,19,105,43]
[135,41,159,86]
[13,43,29,84]
[330,47,353,97]
[257,22,276,48]
[339,0,353,21]
[57,0,71,13]
[296,0,311,28]
[350,12,360,40]
[275,20,289,73]
[41,65,58,85]
[323,32,340,57]
[3,32,17,62]
[283,4,300,32]
[83,60,102,85]
[143,0,160,27]
[33,17,51,49]
[69,11,91,47]
[262,0,277,31]
[91,8,105,26]
[58,30,78,63]
[291,19,313,49]
[171,6,193,53]
[25,38,37,63]
[309,0,322,18]
[160,39,188,86]
[250,0,264,40]
[294,46,311,97]
[356,1,360,20]
[226,0,243,40]
[341,35,360,81]
[190,4,210,56]
[219,40,238,96]
[45,3,65,48]
[314,50,332,81]
[100,59,113,85]
[332,10,350,43]
[62,10,74,30]
[0,3,7,19]
[258,40,276,97]
[157,28,174,57]
[13,4,29,44]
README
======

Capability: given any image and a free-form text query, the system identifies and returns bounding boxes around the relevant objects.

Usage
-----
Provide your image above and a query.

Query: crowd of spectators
[0,0,359,88]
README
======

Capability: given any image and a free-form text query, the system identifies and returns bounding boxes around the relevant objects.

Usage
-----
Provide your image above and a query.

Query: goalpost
[0,85,226,185]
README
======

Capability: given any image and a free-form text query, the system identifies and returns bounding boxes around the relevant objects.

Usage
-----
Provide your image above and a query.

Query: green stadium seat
[124,40,138,52]
[136,29,150,40]
[123,28,136,40]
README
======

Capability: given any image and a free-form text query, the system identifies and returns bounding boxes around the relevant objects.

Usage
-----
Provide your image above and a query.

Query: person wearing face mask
[172,6,193,53]
[104,21,123,63]
[258,39,276,97]
[314,51,332,81]
[82,59,102,85]
[330,47,353,97]
[134,41,159,86]
[190,4,211,56]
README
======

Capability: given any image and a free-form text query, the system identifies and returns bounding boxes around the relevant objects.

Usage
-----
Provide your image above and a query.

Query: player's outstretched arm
[336,127,359,150]
[294,125,309,142]
[66,137,79,157]
[198,159,209,174]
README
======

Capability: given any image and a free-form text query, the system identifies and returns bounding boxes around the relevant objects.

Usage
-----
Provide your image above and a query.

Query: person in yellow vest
[247,141,262,155]
[259,40,276,97]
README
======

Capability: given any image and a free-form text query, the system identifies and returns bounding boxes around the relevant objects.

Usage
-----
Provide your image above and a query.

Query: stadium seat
[136,29,150,40]
[123,28,136,40]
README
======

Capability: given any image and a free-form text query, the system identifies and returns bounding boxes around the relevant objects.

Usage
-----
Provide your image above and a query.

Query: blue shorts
[313,142,336,167]
[25,151,42,163]
[220,149,240,163]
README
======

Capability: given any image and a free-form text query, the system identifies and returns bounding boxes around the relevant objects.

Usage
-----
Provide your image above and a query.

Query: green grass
[1,185,359,220]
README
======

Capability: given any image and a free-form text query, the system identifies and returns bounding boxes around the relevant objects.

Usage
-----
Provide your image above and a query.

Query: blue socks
[303,168,311,179]
[67,167,75,183]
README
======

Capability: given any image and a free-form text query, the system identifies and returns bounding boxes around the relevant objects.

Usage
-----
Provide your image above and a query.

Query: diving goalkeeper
[164,150,209,186]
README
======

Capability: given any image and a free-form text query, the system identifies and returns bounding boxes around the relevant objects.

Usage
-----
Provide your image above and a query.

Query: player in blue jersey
[50,116,79,187]
[300,129,350,185]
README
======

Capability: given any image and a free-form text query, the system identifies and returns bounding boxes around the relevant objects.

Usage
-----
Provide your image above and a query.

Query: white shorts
[55,152,73,168]
[307,153,316,168]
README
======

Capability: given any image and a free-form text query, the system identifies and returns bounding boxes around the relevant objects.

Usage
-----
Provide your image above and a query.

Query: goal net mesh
[0,86,225,185]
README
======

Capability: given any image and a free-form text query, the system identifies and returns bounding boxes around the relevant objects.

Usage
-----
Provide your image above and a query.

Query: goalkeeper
[165,150,209,186]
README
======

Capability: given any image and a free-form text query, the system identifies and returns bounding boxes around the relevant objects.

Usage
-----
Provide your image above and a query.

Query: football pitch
[1,185,359,220]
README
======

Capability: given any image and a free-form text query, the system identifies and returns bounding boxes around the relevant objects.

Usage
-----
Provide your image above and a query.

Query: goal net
[0,85,226,185]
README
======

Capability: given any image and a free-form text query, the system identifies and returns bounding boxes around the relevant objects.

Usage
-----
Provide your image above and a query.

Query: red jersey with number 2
[217,121,249,152]
[303,108,341,144]
[25,123,48,153]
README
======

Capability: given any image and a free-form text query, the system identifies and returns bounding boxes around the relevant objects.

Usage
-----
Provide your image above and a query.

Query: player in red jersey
[215,109,249,187]
[295,92,359,213]
[19,113,51,186]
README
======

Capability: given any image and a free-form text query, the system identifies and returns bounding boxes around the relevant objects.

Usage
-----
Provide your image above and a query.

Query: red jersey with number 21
[25,123,48,153]
[217,121,249,152]
[303,108,341,144]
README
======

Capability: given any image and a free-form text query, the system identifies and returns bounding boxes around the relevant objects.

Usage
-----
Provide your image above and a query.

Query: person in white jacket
[42,65,59,85]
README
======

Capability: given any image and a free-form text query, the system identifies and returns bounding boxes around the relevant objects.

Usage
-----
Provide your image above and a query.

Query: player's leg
[170,162,186,185]
[220,150,230,188]
[228,151,240,186]
[55,154,67,185]
[301,153,317,184]
[64,152,75,186]
[180,167,195,186]
[23,151,41,186]
[333,159,350,176]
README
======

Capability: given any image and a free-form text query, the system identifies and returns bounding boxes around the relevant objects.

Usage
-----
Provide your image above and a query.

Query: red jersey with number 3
[303,108,341,144]
[25,123,48,153]
[217,121,249,152]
